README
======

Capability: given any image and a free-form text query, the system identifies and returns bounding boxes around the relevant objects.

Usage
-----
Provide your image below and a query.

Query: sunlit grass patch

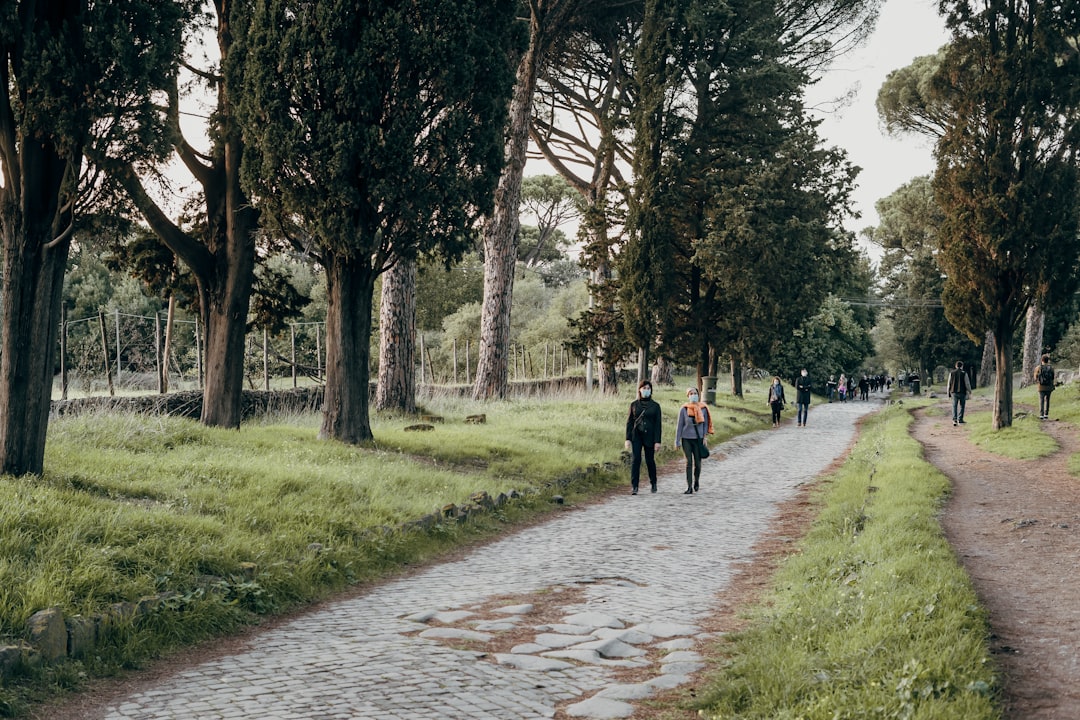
[964,409,1058,459]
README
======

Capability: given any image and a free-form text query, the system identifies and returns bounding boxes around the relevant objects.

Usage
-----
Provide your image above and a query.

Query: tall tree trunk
[473,32,539,401]
[199,201,257,428]
[978,329,995,389]
[320,253,377,444]
[651,355,673,386]
[161,296,176,393]
[730,354,744,398]
[992,324,1014,429]
[1020,302,1044,388]
[637,346,649,384]
[376,258,417,413]
[0,222,70,476]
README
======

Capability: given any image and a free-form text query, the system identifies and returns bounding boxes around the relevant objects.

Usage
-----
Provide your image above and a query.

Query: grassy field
[0,379,770,714]
[10,377,1066,717]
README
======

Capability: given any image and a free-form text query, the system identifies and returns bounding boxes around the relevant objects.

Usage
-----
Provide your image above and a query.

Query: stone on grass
[562,612,624,629]
[534,633,594,649]
[493,654,574,672]
[493,603,534,615]
[596,683,655,701]
[418,628,491,643]
[564,696,635,718]
[27,608,66,662]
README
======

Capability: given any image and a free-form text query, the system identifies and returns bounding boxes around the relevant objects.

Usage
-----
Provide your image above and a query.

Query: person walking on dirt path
[826,375,837,402]
[795,369,812,427]
[675,386,713,494]
[767,376,786,427]
[947,360,971,426]
[625,379,662,495]
[1035,354,1056,420]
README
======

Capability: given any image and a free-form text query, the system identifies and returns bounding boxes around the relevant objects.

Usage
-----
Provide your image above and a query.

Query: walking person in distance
[625,380,662,494]
[1035,354,1056,420]
[947,360,971,426]
[795,369,812,427]
[767,376,786,427]
[675,387,712,494]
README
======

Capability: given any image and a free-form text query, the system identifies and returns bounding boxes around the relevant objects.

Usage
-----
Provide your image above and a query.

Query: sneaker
[959,419,965,424]
[631,488,638,495]
[650,482,657,493]
[953,420,957,426]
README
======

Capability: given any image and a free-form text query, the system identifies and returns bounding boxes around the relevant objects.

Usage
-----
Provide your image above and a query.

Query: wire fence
[56,307,584,400]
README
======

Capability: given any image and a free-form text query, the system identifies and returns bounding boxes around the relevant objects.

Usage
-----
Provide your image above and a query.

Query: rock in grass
[404,423,435,432]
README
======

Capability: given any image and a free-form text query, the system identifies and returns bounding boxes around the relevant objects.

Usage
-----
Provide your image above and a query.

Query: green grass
[0,378,771,714]
[693,404,998,720]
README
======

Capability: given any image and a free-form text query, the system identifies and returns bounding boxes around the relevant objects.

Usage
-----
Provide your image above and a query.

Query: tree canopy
[235,0,518,442]
[934,0,1080,428]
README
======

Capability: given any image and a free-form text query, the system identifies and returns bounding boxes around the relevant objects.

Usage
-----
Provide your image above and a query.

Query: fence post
[162,296,175,394]
[114,308,121,388]
[60,303,68,400]
[155,310,163,393]
[194,315,203,390]
[290,324,297,388]
[263,326,270,391]
[98,310,115,397]
[419,333,426,384]
[452,338,458,384]
[465,339,471,385]
[315,323,322,381]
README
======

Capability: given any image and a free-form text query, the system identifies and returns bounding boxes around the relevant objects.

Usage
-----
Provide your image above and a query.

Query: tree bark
[651,355,673,386]
[0,218,70,476]
[730,354,744,398]
[1020,302,1044,388]
[978,329,995,389]
[992,325,1014,429]
[320,252,377,444]
[473,29,540,400]
[376,258,417,413]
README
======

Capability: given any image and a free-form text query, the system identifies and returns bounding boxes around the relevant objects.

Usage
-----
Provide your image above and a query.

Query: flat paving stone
[79,398,879,720]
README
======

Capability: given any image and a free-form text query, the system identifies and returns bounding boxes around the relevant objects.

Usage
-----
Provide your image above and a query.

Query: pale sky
[805,0,951,241]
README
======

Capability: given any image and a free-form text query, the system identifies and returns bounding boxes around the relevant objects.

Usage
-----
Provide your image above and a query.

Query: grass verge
[0,379,768,715]
[693,403,998,720]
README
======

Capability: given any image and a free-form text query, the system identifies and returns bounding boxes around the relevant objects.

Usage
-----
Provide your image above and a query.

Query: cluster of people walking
[625,380,714,496]
[825,373,889,403]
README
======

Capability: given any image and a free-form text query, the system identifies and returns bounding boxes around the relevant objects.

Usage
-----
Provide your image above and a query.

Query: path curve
[53,397,881,720]
[911,397,1080,720]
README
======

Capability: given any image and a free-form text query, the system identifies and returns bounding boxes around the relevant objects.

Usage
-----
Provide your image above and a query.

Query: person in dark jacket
[1035,354,1056,420]
[946,360,971,425]
[795,369,812,427]
[625,379,662,494]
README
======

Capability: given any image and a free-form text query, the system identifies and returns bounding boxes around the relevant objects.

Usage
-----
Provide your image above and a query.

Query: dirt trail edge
[911,397,1080,720]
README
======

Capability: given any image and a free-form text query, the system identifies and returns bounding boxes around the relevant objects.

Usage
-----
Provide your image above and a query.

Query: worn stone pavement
[88,396,881,720]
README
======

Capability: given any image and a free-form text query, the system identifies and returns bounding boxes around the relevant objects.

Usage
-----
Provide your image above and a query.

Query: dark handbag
[696,417,710,459]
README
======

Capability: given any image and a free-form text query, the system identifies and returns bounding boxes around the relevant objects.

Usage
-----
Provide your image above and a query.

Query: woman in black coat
[625,379,662,494]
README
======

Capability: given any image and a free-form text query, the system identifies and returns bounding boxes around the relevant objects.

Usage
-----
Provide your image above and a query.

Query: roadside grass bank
[0,380,768,715]
[691,402,999,720]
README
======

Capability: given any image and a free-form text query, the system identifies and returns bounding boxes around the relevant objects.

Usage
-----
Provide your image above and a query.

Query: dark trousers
[796,402,809,424]
[1039,390,1052,417]
[770,401,783,424]
[952,393,967,422]
[630,433,657,489]
[681,438,703,487]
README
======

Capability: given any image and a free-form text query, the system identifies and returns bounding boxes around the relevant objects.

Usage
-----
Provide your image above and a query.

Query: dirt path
[911,395,1080,719]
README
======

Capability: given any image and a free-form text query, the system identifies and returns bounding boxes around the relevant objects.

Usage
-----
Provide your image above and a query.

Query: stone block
[66,615,98,659]
[27,608,67,662]
[0,643,32,675]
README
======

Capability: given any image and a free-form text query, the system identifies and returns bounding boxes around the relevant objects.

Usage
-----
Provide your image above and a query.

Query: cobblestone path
[87,397,881,720]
